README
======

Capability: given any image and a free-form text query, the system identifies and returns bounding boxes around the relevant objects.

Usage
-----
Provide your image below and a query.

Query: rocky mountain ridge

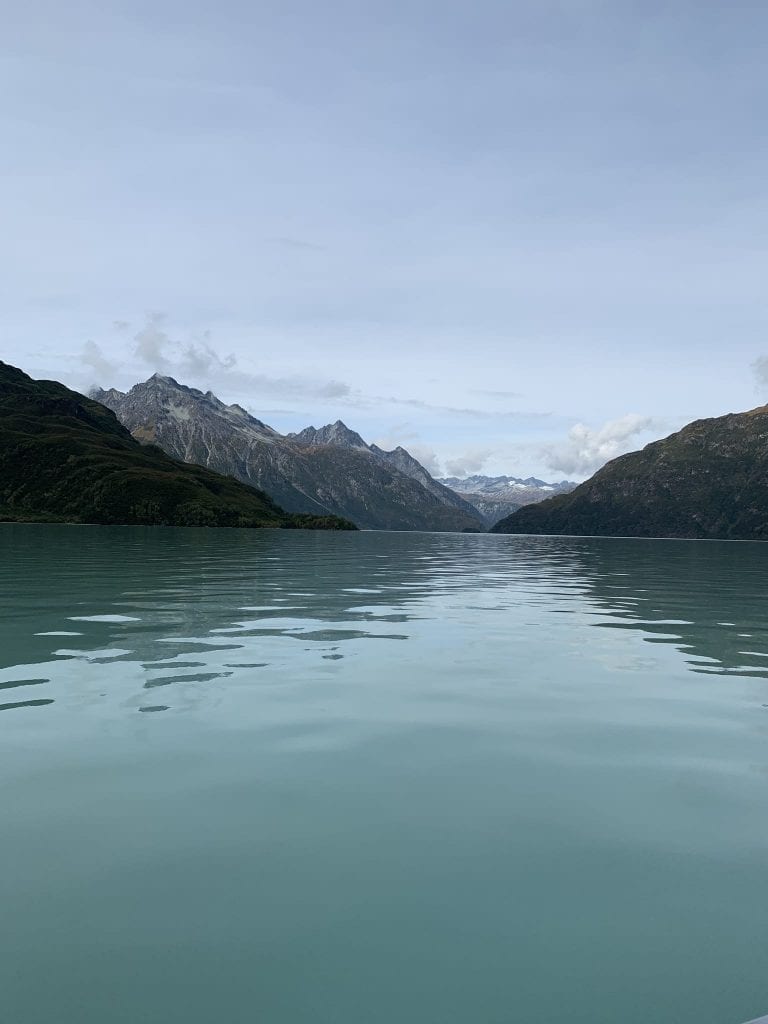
[92,377,483,532]
[291,421,482,522]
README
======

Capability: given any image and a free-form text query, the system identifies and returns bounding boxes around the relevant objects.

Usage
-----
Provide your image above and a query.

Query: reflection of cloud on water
[145,671,233,690]
[4,527,768,720]
[53,647,134,662]
[69,615,142,623]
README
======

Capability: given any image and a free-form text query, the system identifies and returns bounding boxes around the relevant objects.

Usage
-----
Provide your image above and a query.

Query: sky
[3,0,768,480]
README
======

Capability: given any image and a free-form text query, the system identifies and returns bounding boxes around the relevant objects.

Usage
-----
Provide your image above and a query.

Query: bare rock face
[491,405,768,539]
[92,377,483,532]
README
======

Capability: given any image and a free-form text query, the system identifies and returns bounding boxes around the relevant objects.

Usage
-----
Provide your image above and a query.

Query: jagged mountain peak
[93,376,279,439]
[91,385,127,403]
[369,442,418,465]
[140,374,205,402]
[290,421,369,450]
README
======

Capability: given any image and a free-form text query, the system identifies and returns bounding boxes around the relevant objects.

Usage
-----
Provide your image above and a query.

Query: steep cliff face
[492,406,768,540]
[93,377,483,532]
[0,362,353,530]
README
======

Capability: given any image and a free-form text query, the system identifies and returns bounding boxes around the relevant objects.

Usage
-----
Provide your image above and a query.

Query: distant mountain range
[492,405,768,540]
[438,474,577,527]
[0,362,353,530]
[93,375,483,532]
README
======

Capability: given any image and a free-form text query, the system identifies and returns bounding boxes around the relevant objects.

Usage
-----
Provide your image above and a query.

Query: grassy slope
[0,362,355,530]
[492,406,768,540]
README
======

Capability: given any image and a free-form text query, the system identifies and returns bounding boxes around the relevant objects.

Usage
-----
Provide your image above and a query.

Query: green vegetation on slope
[0,362,356,530]
[492,405,768,540]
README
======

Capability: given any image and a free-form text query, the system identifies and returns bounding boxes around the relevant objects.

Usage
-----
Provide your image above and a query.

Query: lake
[1,524,767,1024]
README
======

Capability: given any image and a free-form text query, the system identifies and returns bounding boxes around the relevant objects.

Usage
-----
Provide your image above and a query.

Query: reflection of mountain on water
[557,537,768,680]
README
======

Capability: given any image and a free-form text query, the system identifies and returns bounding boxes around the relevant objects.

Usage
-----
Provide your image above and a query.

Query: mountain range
[0,362,353,530]
[7,360,768,540]
[439,474,577,527]
[92,375,483,532]
[492,405,768,540]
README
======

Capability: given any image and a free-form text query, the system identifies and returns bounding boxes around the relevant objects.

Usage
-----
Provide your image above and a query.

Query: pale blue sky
[3,1,767,477]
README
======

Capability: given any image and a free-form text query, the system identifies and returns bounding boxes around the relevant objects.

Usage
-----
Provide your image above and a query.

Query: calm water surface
[1,525,767,1024]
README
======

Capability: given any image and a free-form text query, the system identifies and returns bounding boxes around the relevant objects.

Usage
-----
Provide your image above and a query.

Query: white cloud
[182,337,237,376]
[132,315,238,377]
[406,444,442,476]
[80,340,119,382]
[444,448,492,478]
[541,414,663,477]
[752,355,768,394]
[133,313,171,369]
[372,422,419,445]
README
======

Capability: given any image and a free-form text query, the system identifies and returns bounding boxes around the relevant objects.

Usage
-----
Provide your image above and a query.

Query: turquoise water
[1,524,767,1024]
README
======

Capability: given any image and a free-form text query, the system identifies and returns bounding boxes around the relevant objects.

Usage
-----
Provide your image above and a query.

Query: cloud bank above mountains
[84,315,353,403]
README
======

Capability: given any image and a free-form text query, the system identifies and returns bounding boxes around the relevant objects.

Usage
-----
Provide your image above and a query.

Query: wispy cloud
[471,388,522,400]
[132,313,172,370]
[75,314,557,426]
[132,314,238,377]
[80,340,118,381]
[444,448,493,478]
[407,445,442,476]
[266,236,326,252]
[81,313,353,402]
[752,355,768,395]
[372,394,548,420]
